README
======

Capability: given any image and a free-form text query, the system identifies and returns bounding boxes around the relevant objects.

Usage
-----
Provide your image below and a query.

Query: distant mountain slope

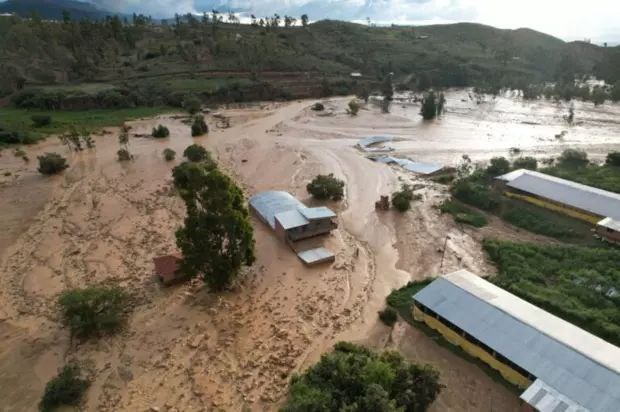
[0,0,115,20]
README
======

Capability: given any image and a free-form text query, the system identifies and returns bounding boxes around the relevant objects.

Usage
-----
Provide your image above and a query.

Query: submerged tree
[420,91,446,120]
[176,168,255,291]
[380,75,393,113]
[117,125,132,161]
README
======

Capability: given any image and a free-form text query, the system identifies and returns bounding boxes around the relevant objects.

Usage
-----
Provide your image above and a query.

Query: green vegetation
[485,156,510,177]
[37,152,68,175]
[0,107,173,144]
[347,99,360,115]
[378,307,398,326]
[152,124,170,138]
[307,173,345,201]
[163,148,176,161]
[386,279,433,323]
[311,102,325,111]
[183,144,209,162]
[439,199,487,227]
[31,114,51,128]
[58,286,128,338]
[512,156,538,171]
[420,91,446,120]
[117,149,132,161]
[391,184,418,212]
[542,150,620,193]
[175,156,255,291]
[484,240,620,346]
[39,365,89,412]
[191,116,209,137]
[183,96,202,115]
[282,342,443,412]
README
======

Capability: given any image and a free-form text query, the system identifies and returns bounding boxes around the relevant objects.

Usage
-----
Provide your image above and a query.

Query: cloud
[88,0,195,16]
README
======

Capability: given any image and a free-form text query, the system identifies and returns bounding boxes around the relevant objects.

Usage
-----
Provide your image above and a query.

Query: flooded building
[413,270,620,412]
[249,191,337,265]
[596,217,620,244]
[496,169,620,224]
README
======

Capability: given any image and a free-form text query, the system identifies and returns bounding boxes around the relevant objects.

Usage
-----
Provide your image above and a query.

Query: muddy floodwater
[0,90,618,411]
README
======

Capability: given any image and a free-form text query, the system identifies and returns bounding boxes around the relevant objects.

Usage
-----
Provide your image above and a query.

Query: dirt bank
[1,93,618,411]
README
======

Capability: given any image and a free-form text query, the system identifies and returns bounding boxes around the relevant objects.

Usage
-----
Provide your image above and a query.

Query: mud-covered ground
[1,92,618,411]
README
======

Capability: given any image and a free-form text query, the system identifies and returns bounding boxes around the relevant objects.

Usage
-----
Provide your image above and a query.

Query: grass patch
[484,239,620,346]
[386,279,433,323]
[0,106,174,144]
[440,199,487,227]
[543,164,620,194]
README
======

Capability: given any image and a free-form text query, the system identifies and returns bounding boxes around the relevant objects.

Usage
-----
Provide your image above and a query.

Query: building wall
[597,226,620,244]
[286,218,335,242]
[413,305,532,389]
[504,191,602,224]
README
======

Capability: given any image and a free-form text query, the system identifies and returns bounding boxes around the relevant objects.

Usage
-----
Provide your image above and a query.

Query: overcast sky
[86,0,619,43]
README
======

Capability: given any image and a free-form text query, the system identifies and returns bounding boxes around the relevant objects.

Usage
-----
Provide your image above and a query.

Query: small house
[153,253,185,286]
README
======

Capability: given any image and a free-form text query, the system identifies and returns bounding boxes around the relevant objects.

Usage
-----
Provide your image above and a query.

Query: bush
[606,152,620,167]
[59,286,128,337]
[39,365,89,412]
[391,185,416,212]
[191,116,209,136]
[117,148,132,161]
[378,307,398,326]
[282,342,443,411]
[513,156,538,170]
[163,148,176,161]
[420,91,446,120]
[557,149,588,169]
[183,96,202,115]
[37,153,68,175]
[306,173,345,201]
[311,102,325,111]
[31,114,52,128]
[347,99,360,115]
[152,124,170,138]
[486,156,510,176]
[451,178,500,211]
[183,144,209,162]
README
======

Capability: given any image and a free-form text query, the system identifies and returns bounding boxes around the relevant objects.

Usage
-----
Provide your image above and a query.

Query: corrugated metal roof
[275,210,309,230]
[249,191,306,229]
[521,379,588,412]
[358,136,392,147]
[413,270,620,412]
[299,207,336,220]
[370,156,444,175]
[597,217,620,232]
[297,248,335,265]
[496,170,620,220]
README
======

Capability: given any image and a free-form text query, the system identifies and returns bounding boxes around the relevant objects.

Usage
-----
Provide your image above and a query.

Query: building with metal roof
[413,270,620,412]
[496,169,620,222]
[249,191,337,265]
[371,155,445,176]
[357,136,394,152]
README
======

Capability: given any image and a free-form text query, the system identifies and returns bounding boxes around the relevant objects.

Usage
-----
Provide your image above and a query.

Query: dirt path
[3,93,615,411]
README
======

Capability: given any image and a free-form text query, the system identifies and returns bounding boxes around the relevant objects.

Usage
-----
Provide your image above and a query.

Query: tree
[348,100,360,115]
[566,103,575,124]
[311,102,325,111]
[486,157,510,176]
[117,125,132,161]
[513,156,538,171]
[282,342,443,412]
[380,75,393,113]
[605,152,620,167]
[183,96,202,115]
[173,160,218,199]
[191,116,209,136]
[39,365,89,412]
[591,87,608,106]
[301,14,309,27]
[557,149,589,169]
[420,91,445,120]
[176,168,255,291]
[58,286,128,338]
[391,184,416,212]
[307,173,345,201]
[163,148,176,161]
[183,144,209,162]
[378,307,398,326]
[152,124,170,138]
[38,153,68,175]
[611,81,620,102]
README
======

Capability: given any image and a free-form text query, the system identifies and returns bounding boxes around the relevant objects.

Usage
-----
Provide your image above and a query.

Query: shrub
[31,114,52,128]
[152,124,170,138]
[311,102,325,111]
[347,99,360,115]
[183,96,202,115]
[513,156,538,171]
[420,91,446,120]
[117,148,132,161]
[282,342,443,411]
[39,365,89,412]
[391,185,416,212]
[191,116,209,137]
[451,178,500,211]
[183,144,209,162]
[485,156,510,176]
[557,149,588,169]
[58,286,128,338]
[306,173,345,201]
[378,307,398,326]
[606,152,620,167]
[163,148,176,161]
[37,153,68,175]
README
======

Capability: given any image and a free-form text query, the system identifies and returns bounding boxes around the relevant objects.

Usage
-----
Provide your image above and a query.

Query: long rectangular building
[413,270,620,412]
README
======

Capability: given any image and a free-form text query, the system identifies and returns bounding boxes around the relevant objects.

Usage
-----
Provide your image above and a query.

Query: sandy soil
[1,92,619,412]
